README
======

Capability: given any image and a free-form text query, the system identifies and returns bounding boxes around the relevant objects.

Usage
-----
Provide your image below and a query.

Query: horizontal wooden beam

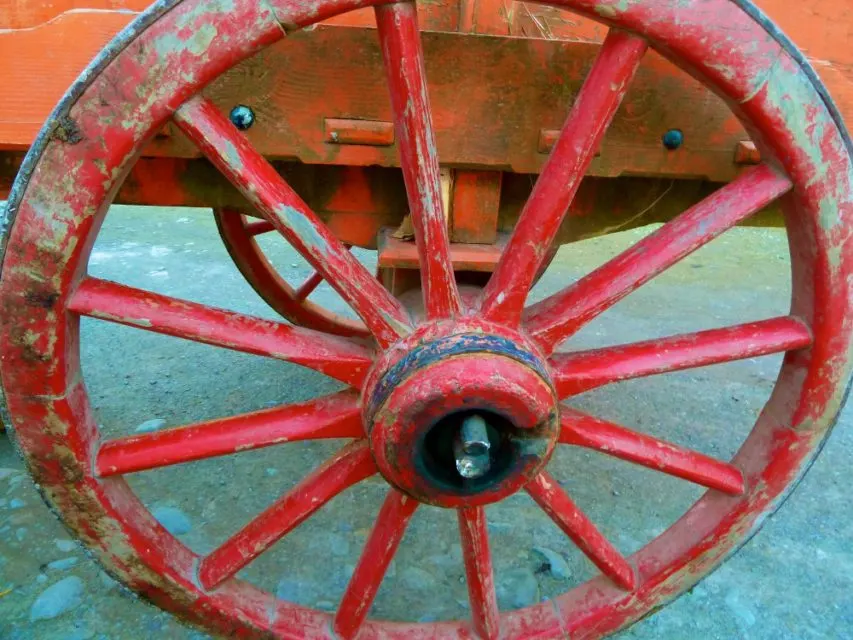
[1,2,850,182]
[378,228,507,272]
[0,152,785,248]
[0,18,773,182]
[129,26,754,183]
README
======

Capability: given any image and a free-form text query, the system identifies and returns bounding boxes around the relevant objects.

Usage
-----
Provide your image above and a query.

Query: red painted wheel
[2,1,852,638]
[214,207,369,337]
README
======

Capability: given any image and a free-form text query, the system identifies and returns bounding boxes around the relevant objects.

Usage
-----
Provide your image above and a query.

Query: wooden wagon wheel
[1,0,852,638]
[214,207,369,337]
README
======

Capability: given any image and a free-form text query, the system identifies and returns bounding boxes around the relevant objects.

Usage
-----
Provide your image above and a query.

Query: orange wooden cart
[3,1,851,251]
[0,0,851,637]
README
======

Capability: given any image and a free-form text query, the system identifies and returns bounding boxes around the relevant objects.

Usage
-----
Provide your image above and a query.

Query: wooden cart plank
[0,1,849,182]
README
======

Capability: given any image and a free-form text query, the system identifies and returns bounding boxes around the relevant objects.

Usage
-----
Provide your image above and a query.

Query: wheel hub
[364,330,560,508]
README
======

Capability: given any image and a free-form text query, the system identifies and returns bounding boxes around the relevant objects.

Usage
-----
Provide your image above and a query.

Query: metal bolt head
[460,414,491,456]
[662,129,684,151]
[455,452,491,479]
[229,105,255,131]
[454,415,492,480]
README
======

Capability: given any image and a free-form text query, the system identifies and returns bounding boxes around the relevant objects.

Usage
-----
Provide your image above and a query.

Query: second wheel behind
[214,207,370,338]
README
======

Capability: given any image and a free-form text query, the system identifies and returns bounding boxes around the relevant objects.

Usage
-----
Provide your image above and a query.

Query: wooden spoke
[294,245,350,302]
[96,392,362,477]
[527,472,635,590]
[216,209,367,337]
[245,219,275,236]
[480,31,648,326]
[560,408,745,495]
[375,2,461,320]
[174,96,412,347]
[333,490,419,639]
[294,271,324,302]
[198,442,376,590]
[458,507,500,640]
[525,164,794,352]
[551,316,812,397]
[68,278,372,387]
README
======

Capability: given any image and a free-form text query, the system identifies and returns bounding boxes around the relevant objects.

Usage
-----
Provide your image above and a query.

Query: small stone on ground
[135,418,166,433]
[47,557,79,571]
[30,576,84,622]
[532,547,572,580]
[55,539,77,553]
[152,506,192,535]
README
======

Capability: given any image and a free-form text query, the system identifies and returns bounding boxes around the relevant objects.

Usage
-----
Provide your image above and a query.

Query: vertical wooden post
[450,170,502,244]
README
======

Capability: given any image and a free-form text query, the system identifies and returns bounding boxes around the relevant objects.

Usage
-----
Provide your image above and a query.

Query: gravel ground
[0,205,851,639]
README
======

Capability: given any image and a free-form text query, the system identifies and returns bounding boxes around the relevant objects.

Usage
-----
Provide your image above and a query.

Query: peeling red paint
[0,0,851,638]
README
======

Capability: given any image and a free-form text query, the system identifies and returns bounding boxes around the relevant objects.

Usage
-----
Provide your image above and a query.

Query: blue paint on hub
[367,334,548,419]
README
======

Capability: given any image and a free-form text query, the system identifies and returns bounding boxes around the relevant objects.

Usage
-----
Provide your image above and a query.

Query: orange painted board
[0,19,751,181]
[0,10,138,148]
[0,1,851,180]
[0,0,147,28]
[378,228,507,272]
[459,0,512,35]
[451,170,502,244]
[510,1,853,129]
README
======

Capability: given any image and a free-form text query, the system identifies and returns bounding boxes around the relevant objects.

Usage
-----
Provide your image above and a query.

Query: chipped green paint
[152,33,188,58]
[818,192,842,237]
[819,192,851,272]
[378,309,413,339]
[172,0,236,32]
[594,0,631,19]
[275,204,328,256]
[153,23,218,58]
[28,198,75,241]
[760,59,838,219]
[188,23,218,56]
[740,50,784,105]
[220,139,244,173]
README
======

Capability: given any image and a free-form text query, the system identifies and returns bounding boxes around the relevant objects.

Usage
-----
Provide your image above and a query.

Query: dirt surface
[1,205,851,639]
